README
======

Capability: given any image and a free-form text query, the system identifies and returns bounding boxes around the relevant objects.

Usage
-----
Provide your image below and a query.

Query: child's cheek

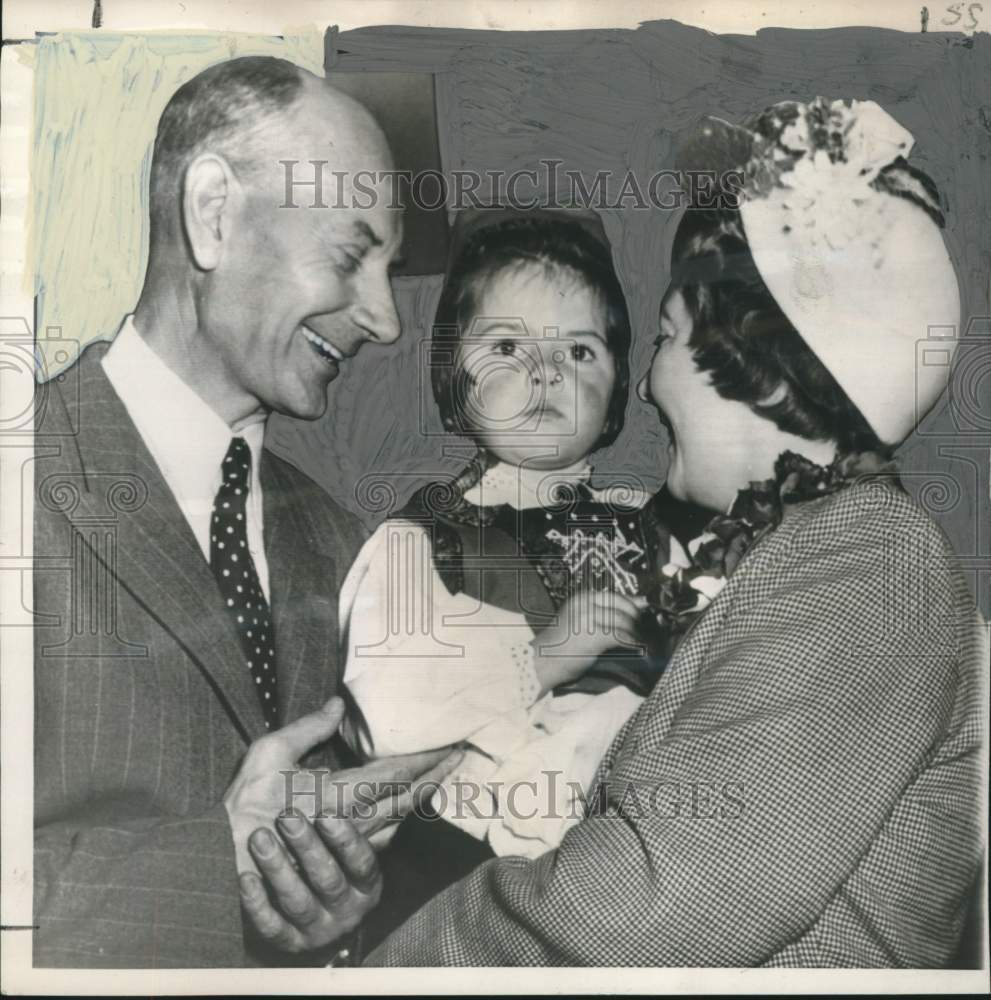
[578,368,614,403]
[479,371,533,423]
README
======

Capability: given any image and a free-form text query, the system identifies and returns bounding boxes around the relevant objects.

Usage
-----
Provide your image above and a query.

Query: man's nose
[352,267,401,345]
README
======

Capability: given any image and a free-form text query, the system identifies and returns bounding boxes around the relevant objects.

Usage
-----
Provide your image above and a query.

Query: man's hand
[224,696,461,875]
[238,812,380,955]
[532,589,647,694]
[223,697,348,877]
[237,736,464,955]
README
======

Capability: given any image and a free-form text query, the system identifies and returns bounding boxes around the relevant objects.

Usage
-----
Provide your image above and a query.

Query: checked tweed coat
[32,342,366,967]
[367,475,988,967]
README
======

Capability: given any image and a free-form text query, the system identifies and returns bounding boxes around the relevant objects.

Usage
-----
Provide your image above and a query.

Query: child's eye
[572,344,596,362]
[494,339,517,356]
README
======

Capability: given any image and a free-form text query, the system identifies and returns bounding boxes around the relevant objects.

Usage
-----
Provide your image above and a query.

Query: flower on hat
[744,98,914,256]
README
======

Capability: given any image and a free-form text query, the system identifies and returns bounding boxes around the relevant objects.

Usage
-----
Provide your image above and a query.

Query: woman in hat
[367,98,986,967]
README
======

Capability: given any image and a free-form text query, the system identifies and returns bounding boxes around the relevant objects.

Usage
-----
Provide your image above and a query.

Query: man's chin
[275,388,332,423]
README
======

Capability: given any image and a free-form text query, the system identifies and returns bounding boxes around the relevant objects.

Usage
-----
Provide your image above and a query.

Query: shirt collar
[101,315,266,509]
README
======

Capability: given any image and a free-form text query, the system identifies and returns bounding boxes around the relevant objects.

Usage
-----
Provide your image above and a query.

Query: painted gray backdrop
[264,19,991,616]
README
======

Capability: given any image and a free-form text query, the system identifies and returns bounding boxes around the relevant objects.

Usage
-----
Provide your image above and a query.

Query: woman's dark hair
[668,206,891,456]
[431,213,632,451]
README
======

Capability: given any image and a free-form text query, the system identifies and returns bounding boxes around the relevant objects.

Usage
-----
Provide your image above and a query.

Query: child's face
[456,263,616,470]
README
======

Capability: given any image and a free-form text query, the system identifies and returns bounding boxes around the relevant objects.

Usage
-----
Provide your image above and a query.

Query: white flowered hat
[677,98,961,445]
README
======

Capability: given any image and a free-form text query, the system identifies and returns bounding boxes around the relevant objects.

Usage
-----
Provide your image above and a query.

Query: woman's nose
[636,374,650,402]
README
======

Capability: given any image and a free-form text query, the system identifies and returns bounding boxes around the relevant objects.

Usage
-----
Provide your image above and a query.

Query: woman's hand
[531,589,647,694]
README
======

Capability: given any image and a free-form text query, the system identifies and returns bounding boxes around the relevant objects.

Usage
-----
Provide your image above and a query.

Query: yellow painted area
[28,28,325,376]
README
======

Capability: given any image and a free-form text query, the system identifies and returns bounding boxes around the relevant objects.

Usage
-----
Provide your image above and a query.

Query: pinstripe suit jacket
[367,475,988,967]
[32,342,366,967]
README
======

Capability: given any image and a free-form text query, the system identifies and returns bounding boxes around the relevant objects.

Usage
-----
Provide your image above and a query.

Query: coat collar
[261,454,340,727]
[38,343,337,743]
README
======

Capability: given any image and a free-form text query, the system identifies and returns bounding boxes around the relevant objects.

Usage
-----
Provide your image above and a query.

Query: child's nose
[529,346,567,385]
[546,346,568,384]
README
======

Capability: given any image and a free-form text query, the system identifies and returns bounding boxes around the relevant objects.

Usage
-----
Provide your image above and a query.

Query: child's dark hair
[669,206,892,456]
[431,213,632,450]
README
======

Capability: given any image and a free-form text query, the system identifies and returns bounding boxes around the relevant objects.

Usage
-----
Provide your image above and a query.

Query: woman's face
[457,263,616,470]
[637,290,756,510]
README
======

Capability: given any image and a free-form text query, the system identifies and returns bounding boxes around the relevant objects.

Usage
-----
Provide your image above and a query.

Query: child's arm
[529,590,648,694]
[340,521,544,758]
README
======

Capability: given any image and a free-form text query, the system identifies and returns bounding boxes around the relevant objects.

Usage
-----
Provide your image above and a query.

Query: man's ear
[182,153,237,271]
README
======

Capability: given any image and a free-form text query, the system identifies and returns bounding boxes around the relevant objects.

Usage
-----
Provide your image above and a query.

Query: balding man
[33,56,455,968]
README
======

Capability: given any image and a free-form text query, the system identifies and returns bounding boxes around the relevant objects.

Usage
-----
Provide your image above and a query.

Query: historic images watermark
[279,159,746,212]
[281,768,746,824]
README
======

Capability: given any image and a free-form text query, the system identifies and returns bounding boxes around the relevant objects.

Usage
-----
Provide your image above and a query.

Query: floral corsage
[648,449,898,640]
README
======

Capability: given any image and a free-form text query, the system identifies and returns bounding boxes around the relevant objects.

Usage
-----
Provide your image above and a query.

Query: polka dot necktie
[210,437,279,729]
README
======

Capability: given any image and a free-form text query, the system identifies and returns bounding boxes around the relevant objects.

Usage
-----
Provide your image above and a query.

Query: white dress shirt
[102,315,270,599]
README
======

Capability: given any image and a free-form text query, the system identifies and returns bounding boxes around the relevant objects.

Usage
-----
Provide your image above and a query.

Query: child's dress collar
[463,459,593,511]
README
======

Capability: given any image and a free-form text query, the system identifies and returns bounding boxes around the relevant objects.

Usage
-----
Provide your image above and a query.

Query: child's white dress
[339,460,686,858]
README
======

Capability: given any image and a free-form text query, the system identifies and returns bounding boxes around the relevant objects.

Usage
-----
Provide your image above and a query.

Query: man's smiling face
[199,87,403,423]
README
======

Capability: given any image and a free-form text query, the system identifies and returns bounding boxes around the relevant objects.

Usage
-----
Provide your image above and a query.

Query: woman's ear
[182,153,236,271]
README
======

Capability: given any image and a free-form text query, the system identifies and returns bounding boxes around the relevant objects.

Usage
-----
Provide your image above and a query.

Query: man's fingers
[353,746,452,784]
[238,871,303,953]
[412,748,464,804]
[396,747,454,778]
[273,697,345,762]
[367,822,401,851]
[315,814,382,897]
[344,749,463,841]
[277,812,353,909]
[332,747,463,825]
[248,828,325,929]
[352,801,407,840]
[245,817,379,952]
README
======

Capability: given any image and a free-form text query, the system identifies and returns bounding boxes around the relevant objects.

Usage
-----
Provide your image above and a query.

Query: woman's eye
[494,340,517,356]
[572,344,595,362]
[653,331,670,348]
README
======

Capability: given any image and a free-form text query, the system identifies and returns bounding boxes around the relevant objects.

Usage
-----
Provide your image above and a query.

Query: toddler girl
[339,212,688,858]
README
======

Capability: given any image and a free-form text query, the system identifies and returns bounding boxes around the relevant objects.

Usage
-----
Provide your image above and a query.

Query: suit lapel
[47,346,268,743]
[261,455,339,727]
